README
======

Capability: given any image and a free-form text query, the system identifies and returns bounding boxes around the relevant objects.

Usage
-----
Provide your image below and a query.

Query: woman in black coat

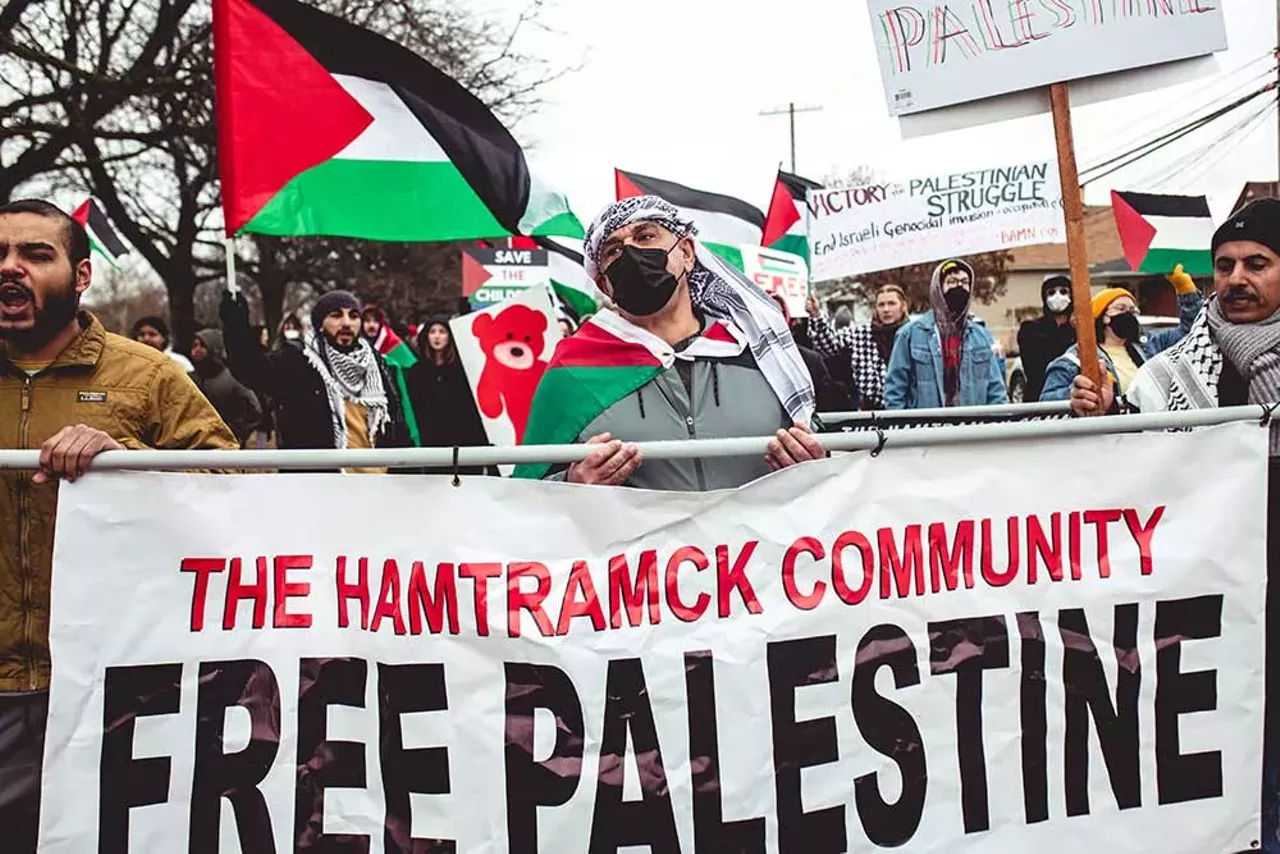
[407,317,494,475]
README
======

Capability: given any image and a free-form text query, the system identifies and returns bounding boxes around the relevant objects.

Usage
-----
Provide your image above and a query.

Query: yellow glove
[1166,263,1196,295]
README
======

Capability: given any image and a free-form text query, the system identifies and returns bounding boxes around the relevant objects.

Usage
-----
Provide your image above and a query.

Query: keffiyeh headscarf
[584,195,816,424]
[304,335,389,449]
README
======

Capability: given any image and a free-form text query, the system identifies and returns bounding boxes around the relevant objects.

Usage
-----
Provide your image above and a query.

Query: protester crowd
[3,192,1280,849]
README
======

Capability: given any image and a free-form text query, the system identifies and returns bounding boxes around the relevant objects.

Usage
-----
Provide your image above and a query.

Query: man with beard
[806,283,909,410]
[221,288,409,468]
[515,195,820,489]
[0,199,237,852]
[1068,196,1280,852]
[883,258,1007,409]
[1017,274,1076,402]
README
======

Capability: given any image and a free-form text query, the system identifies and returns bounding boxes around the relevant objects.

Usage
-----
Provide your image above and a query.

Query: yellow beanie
[1091,287,1136,319]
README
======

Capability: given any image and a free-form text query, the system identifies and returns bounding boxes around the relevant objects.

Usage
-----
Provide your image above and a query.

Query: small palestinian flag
[513,311,745,480]
[762,170,822,263]
[213,0,583,241]
[1111,191,1214,276]
[70,198,128,267]
[615,169,764,259]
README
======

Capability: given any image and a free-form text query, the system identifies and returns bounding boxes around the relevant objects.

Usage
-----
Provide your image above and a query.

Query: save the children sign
[39,423,1267,852]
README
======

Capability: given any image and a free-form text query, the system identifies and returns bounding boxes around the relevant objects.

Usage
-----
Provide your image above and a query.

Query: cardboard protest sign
[739,244,809,316]
[808,161,1065,282]
[867,0,1228,117]
[40,422,1267,852]
[450,285,562,452]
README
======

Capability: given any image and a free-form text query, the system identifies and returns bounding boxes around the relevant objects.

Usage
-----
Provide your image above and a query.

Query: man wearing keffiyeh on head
[1069,197,1280,853]
[514,195,820,490]
[220,287,409,470]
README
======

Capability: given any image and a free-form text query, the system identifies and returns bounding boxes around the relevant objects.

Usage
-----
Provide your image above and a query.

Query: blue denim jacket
[1039,288,1204,402]
[883,312,1007,409]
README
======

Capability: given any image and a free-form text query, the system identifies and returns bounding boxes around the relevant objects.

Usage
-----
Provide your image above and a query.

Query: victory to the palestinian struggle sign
[40,423,1266,853]
[866,0,1228,116]
[808,160,1065,281]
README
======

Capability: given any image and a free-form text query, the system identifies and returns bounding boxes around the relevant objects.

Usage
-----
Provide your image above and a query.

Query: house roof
[1006,205,1125,271]
[1232,181,1279,215]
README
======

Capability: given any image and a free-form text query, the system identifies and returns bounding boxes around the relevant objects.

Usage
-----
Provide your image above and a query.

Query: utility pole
[760,102,823,173]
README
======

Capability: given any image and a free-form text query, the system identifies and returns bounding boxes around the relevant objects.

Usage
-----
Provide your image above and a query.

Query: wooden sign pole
[1049,82,1102,408]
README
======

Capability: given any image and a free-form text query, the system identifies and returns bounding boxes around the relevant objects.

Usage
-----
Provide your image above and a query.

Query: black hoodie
[1016,276,1076,402]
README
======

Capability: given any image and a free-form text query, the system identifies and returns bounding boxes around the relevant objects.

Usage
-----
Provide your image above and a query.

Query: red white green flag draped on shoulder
[512,311,747,480]
[213,0,583,241]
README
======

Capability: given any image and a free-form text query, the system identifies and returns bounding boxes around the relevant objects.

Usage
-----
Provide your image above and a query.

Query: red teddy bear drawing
[472,304,549,443]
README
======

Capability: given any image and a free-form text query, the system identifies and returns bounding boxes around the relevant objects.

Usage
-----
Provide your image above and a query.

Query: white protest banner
[41,423,1266,853]
[739,244,810,316]
[867,0,1228,117]
[808,161,1065,282]
[450,285,562,457]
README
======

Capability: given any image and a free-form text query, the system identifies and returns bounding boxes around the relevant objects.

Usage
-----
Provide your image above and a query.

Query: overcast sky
[480,0,1277,225]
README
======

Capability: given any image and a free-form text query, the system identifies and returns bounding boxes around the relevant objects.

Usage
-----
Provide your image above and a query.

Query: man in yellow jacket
[0,199,237,850]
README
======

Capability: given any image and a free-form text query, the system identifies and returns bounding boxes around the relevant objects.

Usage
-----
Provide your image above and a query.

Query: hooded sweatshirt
[193,327,261,444]
[928,259,975,407]
[1016,276,1076,402]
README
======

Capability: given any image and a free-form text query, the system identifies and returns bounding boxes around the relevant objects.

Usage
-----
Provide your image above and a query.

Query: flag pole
[224,235,240,295]
[1049,82,1101,408]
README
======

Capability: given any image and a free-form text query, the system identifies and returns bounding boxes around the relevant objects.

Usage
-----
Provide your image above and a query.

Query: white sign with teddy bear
[452,284,564,470]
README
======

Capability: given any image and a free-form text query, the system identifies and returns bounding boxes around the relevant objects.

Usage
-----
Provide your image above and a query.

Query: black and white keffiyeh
[584,195,816,425]
[304,336,389,449]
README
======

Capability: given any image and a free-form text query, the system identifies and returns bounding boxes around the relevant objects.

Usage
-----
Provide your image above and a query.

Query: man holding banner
[1070,197,1280,851]
[516,196,820,489]
[0,199,238,851]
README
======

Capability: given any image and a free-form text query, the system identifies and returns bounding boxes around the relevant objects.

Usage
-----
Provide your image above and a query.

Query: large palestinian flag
[762,170,822,263]
[615,169,764,258]
[213,0,583,241]
[71,198,128,267]
[1110,191,1214,276]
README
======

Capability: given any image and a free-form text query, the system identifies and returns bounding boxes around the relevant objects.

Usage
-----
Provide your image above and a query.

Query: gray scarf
[1206,298,1280,407]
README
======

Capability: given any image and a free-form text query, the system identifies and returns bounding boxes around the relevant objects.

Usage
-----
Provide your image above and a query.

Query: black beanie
[1212,198,1280,259]
[310,290,360,333]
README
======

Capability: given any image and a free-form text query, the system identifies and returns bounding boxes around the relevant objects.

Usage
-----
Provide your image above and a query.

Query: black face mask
[1109,312,1140,342]
[943,286,970,315]
[605,242,683,317]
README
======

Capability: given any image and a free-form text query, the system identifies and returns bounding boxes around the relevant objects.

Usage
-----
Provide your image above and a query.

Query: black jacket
[220,293,409,451]
[406,358,488,448]
[799,345,853,414]
[406,357,495,476]
[1017,314,1075,403]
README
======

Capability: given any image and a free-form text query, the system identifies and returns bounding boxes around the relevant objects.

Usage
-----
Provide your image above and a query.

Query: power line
[759,103,823,174]
[1167,99,1279,195]
[1080,80,1278,187]
[1132,92,1279,188]
[1078,48,1277,166]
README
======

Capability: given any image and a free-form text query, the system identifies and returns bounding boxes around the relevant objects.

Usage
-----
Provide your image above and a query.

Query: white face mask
[1045,292,1071,314]
[283,329,301,341]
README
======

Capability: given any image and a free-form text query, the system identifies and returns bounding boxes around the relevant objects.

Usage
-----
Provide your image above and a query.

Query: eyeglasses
[1046,286,1070,297]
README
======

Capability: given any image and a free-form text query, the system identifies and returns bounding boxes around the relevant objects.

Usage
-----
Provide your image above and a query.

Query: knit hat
[311,290,360,334]
[1212,197,1280,258]
[1091,287,1136,319]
